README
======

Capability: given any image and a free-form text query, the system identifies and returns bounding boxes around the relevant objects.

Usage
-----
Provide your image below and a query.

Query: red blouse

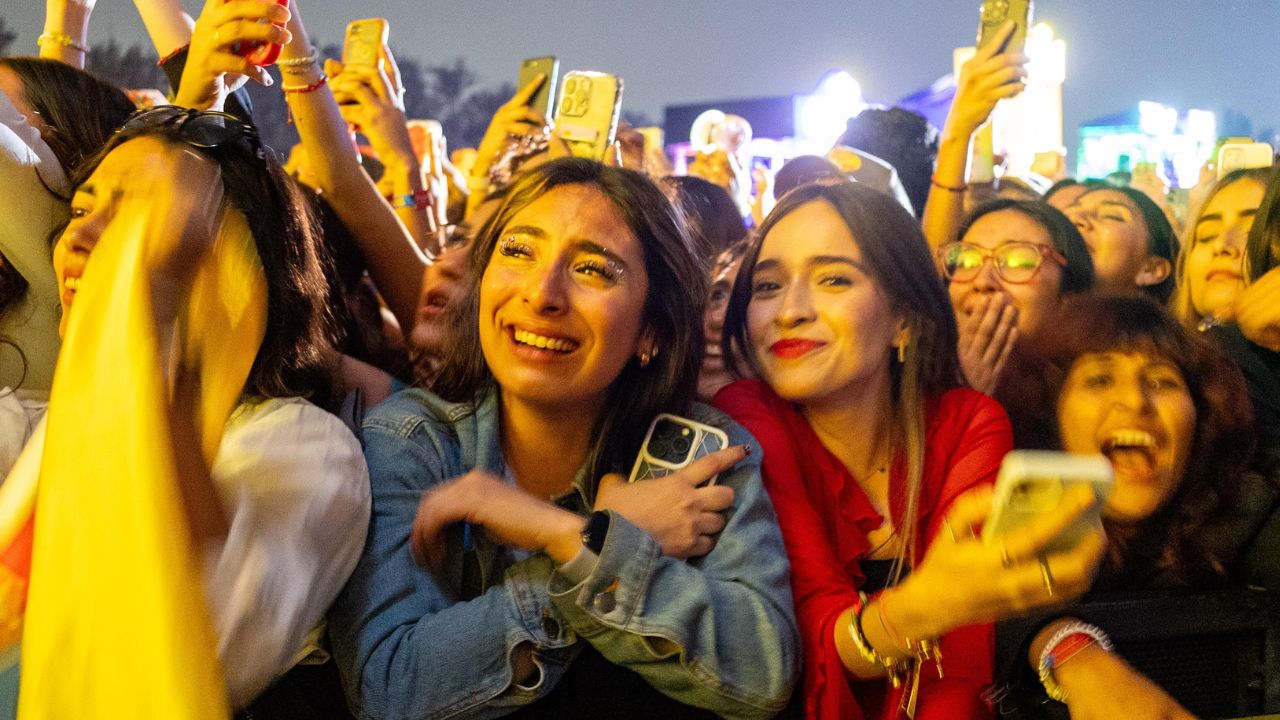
[714,380,1012,720]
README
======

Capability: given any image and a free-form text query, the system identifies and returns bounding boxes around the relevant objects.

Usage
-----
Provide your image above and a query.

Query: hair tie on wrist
[931,175,967,193]
[282,75,328,94]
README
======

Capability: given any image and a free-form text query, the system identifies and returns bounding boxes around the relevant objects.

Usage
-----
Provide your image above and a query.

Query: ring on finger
[1038,555,1055,596]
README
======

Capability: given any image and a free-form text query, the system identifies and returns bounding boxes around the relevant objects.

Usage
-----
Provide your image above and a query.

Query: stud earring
[639,350,652,367]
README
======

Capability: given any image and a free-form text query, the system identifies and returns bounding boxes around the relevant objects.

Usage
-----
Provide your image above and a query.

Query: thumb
[943,485,995,537]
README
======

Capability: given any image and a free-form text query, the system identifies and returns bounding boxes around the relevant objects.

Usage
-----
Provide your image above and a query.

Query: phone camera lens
[671,436,692,457]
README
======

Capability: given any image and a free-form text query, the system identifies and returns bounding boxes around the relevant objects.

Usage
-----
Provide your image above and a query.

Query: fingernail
[264,74,274,86]
[741,444,752,455]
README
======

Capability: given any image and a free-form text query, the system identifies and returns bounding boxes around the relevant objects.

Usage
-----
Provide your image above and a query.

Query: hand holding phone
[228,0,290,66]
[517,57,559,118]
[977,0,1033,55]
[984,451,1112,554]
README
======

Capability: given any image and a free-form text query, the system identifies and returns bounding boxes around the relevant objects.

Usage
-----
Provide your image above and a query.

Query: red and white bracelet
[1037,621,1114,702]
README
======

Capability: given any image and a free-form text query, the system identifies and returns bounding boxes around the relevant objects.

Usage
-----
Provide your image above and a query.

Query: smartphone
[628,414,730,485]
[984,451,1112,554]
[1217,141,1274,181]
[343,18,389,69]
[517,56,559,119]
[230,0,288,66]
[977,0,1034,54]
[553,71,624,162]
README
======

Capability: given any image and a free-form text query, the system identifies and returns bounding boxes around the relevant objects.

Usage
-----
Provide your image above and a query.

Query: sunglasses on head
[938,241,1067,285]
[117,105,264,160]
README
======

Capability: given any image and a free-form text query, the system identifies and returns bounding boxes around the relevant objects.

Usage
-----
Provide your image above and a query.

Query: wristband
[282,75,328,94]
[847,592,904,687]
[1037,622,1113,702]
[156,44,188,67]
[386,190,433,210]
[580,511,610,554]
[38,32,88,55]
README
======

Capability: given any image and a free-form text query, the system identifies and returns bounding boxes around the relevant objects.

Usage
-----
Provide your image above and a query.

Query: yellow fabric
[10,197,267,717]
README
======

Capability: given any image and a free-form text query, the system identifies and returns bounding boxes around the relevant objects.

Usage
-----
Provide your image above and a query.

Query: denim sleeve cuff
[548,511,660,631]
[556,545,600,586]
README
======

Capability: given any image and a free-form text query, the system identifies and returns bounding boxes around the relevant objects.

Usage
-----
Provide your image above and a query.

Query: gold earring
[639,350,652,367]
[896,343,906,364]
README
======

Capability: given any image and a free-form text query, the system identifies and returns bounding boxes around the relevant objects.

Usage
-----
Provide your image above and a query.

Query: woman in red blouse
[713,182,1106,720]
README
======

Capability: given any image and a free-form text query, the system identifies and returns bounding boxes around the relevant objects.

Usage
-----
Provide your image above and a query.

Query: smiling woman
[328,157,798,720]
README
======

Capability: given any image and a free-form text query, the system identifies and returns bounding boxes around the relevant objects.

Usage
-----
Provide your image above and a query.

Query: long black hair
[72,112,338,407]
[433,158,708,486]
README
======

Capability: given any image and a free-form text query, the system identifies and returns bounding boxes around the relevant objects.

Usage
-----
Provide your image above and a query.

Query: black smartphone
[517,56,559,118]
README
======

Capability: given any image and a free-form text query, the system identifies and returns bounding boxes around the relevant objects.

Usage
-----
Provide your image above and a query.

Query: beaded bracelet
[277,49,318,68]
[282,75,328,94]
[1037,621,1114,702]
[38,32,88,55]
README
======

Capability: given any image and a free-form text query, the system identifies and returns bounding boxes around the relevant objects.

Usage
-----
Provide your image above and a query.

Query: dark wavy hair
[1246,162,1280,281]
[1078,186,1179,303]
[433,158,708,487]
[0,58,134,194]
[837,107,939,217]
[657,174,747,263]
[999,294,1254,588]
[957,198,1096,296]
[71,111,338,407]
[722,181,962,571]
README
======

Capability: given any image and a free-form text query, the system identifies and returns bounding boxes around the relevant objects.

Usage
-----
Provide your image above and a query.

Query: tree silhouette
[85,39,167,92]
[0,17,17,56]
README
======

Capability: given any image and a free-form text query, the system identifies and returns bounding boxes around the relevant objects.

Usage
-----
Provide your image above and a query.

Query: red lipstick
[770,338,825,359]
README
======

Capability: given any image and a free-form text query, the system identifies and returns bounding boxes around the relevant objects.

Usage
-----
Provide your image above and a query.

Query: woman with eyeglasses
[2,106,369,713]
[940,200,1096,394]
[713,181,1105,720]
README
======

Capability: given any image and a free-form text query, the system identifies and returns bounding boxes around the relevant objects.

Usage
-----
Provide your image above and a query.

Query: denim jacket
[328,388,798,720]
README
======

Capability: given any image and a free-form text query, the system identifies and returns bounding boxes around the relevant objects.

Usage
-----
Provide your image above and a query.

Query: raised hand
[177,0,292,110]
[945,21,1028,139]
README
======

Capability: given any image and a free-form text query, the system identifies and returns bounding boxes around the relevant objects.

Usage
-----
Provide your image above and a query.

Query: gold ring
[1039,556,1055,596]
[1000,542,1013,568]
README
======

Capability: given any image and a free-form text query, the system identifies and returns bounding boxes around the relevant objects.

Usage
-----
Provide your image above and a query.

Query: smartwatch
[580,511,611,554]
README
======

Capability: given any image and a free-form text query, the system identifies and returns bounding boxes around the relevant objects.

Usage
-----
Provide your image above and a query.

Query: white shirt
[3,396,370,709]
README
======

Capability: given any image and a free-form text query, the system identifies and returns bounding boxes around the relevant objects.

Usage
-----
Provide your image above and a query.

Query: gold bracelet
[38,32,88,55]
[847,592,905,687]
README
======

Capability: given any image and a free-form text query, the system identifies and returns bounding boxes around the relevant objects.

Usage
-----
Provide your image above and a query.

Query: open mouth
[511,327,579,354]
[1100,429,1157,483]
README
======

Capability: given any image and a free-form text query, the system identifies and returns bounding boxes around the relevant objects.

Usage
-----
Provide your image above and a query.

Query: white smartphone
[984,451,1112,553]
[1217,141,1274,180]
[628,414,730,484]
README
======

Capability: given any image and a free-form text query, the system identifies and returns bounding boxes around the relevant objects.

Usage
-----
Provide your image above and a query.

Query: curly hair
[837,107,939,217]
[999,293,1255,588]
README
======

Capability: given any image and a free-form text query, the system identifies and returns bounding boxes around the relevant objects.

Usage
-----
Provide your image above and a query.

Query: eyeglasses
[937,241,1067,284]
[118,106,264,160]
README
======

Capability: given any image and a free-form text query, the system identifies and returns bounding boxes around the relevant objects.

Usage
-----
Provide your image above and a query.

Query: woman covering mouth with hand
[714,181,1105,720]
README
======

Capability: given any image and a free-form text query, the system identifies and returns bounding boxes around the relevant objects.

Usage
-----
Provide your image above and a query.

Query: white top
[4,396,370,709]
[0,92,67,393]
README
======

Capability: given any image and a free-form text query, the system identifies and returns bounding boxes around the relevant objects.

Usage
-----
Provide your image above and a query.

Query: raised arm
[921,21,1027,252]
[276,1,426,331]
[38,0,95,68]
[132,0,194,60]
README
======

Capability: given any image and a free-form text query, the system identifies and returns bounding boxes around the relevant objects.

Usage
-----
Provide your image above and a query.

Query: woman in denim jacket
[329,158,798,720]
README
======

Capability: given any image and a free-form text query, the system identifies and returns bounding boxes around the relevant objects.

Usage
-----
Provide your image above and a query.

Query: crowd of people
[1,1,1278,719]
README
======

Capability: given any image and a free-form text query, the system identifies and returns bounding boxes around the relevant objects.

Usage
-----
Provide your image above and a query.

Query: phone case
[230,0,288,66]
[628,414,730,484]
[1217,142,1275,180]
[977,0,1033,53]
[984,451,1112,554]
[343,18,389,69]
[518,56,560,118]
[554,71,624,162]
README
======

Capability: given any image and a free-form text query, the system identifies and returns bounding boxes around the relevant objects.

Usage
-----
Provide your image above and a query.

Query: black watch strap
[580,510,611,554]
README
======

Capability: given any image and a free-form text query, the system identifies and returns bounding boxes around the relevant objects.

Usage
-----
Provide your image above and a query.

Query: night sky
[6,0,1278,169]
